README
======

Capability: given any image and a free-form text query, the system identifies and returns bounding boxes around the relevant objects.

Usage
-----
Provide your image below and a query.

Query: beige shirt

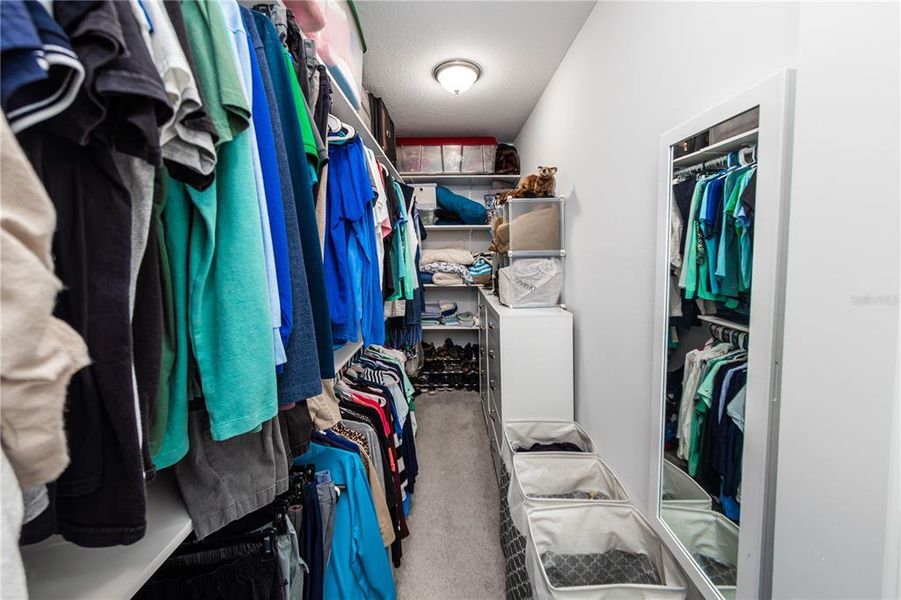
[306,377,341,431]
[1,117,90,488]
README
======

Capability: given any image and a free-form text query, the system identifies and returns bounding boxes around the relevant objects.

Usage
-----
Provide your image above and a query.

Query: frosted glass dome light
[433,60,482,95]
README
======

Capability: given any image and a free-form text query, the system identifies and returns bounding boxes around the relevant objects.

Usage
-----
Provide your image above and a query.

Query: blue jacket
[296,442,396,600]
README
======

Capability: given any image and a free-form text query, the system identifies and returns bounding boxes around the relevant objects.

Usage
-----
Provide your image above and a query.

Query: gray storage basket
[661,507,739,600]
[661,459,712,510]
[526,504,689,600]
[503,455,631,600]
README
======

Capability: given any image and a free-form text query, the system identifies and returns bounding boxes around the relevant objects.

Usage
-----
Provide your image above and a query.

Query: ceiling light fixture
[433,59,482,95]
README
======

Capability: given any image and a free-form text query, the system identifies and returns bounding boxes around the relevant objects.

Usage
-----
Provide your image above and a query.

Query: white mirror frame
[648,70,796,599]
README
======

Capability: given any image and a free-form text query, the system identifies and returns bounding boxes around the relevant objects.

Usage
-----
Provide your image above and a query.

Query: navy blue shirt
[255,11,335,380]
[245,9,323,402]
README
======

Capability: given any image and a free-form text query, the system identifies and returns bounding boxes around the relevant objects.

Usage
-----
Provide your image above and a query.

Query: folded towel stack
[457,312,477,327]
[420,300,478,327]
[422,302,442,325]
[420,248,476,286]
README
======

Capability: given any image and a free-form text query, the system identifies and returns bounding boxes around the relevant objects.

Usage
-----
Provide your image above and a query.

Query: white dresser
[477,289,574,482]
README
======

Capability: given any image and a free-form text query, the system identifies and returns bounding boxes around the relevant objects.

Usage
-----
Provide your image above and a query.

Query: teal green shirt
[688,351,746,475]
[153,0,277,467]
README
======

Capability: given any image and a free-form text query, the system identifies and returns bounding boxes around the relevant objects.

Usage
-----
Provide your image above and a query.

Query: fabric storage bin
[502,455,631,600]
[662,459,712,510]
[661,507,739,599]
[502,421,597,474]
[503,198,564,252]
[498,257,564,308]
[509,454,630,533]
[526,504,689,599]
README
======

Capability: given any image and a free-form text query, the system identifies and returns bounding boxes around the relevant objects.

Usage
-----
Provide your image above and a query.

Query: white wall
[772,3,900,598]
[515,1,800,511]
[515,1,900,597]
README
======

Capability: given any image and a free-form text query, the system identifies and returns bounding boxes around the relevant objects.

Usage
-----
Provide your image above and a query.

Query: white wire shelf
[400,173,520,186]
[333,338,363,371]
[697,315,750,333]
[424,224,492,231]
[326,72,404,183]
[672,128,759,167]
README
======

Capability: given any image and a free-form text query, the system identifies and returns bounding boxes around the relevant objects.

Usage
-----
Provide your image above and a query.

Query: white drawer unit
[478,289,574,482]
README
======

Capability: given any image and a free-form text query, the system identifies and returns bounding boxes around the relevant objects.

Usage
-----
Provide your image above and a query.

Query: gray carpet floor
[394,391,506,599]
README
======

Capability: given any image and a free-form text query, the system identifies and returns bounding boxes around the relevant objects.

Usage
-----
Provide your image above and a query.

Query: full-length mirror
[658,109,759,599]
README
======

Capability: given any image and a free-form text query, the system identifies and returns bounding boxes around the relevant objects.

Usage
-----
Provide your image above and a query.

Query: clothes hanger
[173,528,278,561]
[327,114,356,142]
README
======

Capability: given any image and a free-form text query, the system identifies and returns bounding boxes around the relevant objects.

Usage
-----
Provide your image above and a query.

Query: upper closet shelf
[697,315,750,333]
[672,128,759,167]
[21,473,192,600]
[326,71,404,183]
[334,338,363,371]
[400,173,520,186]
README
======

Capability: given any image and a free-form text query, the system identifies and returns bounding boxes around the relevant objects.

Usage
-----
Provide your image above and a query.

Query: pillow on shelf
[436,186,488,224]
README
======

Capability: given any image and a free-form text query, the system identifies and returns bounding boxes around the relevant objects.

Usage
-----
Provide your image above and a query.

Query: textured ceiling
[357,1,595,141]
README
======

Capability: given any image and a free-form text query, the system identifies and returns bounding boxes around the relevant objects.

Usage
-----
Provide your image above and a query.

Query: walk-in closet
[0,2,898,599]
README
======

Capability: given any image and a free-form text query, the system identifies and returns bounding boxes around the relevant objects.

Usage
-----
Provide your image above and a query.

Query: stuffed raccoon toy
[497,166,557,205]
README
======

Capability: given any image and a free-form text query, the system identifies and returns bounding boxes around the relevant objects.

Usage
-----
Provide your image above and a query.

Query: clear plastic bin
[498,256,564,308]
[397,144,442,173]
[526,504,689,599]
[397,137,496,174]
[303,0,366,109]
[502,198,564,252]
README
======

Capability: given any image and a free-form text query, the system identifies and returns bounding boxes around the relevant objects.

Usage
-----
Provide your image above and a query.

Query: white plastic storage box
[662,459,713,510]
[502,198,564,252]
[661,507,739,600]
[396,137,497,174]
[412,183,437,208]
[526,504,689,600]
[501,421,597,474]
[498,256,564,308]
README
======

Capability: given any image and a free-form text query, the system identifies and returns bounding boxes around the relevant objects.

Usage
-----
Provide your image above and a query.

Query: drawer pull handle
[488,350,496,358]
[489,409,499,422]
[488,322,496,330]
[490,380,497,390]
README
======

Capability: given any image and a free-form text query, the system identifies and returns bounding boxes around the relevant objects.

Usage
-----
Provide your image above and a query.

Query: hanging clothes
[3,7,404,583]
[324,134,385,347]
[255,11,335,381]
